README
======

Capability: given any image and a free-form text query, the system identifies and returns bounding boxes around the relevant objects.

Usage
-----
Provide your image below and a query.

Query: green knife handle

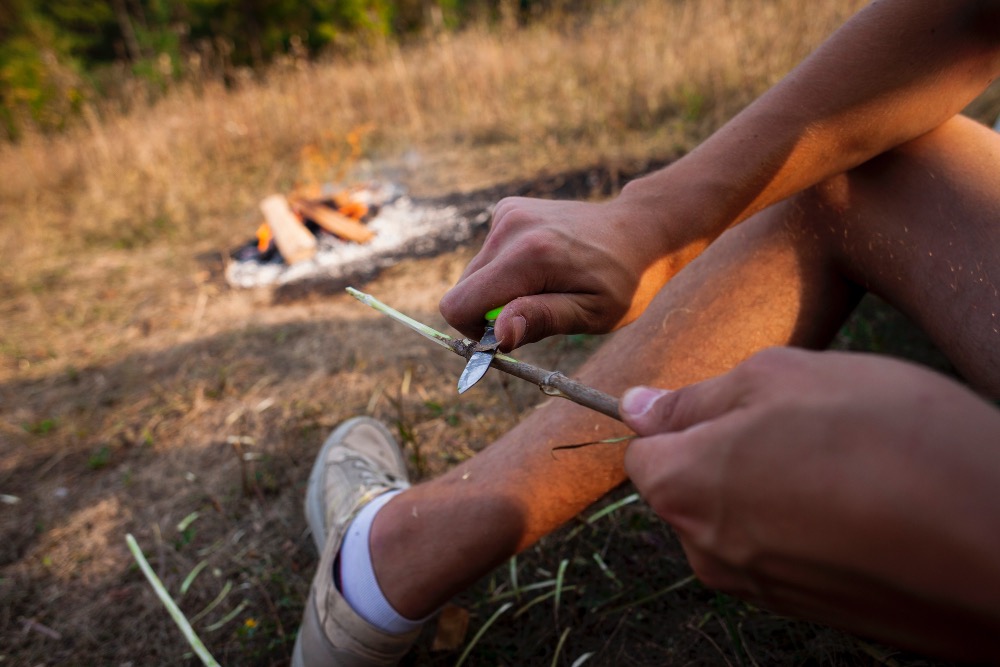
[484,306,504,324]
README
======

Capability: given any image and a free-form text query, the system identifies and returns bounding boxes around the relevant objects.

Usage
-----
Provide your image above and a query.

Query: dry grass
[0,0,982,664]
[1,0,863,259]
[1,0,875,374]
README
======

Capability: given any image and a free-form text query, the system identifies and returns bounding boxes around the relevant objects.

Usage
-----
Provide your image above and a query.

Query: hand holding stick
[346,288,622,422]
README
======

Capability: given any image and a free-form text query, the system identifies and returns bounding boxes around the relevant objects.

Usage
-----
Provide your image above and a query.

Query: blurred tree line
[0,0,588,140]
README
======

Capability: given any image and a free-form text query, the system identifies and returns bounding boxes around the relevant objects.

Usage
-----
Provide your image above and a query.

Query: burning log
[259,194,317,265]
[292,200,375,244]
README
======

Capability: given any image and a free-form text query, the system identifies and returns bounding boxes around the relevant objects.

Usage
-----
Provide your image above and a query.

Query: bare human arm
[620,348,1000,660]
[440,0,1000,348]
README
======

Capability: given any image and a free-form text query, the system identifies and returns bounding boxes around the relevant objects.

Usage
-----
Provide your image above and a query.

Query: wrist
[591,172,709,299]
[615,163,729,259]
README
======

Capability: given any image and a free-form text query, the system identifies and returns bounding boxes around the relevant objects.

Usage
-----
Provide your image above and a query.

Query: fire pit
[225,181,492,292]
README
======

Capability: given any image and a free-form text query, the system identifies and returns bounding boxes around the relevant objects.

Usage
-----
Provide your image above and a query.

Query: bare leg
[372,113,1000,621]
[821,114,1000,395]
[371,184,859,618]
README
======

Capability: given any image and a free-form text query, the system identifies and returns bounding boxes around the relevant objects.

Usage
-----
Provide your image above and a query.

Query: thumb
[619,386,677,436]
[495,293,599,350]
[620,371,746,437]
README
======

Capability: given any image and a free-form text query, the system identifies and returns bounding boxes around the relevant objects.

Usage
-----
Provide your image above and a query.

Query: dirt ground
[0,161,963,666]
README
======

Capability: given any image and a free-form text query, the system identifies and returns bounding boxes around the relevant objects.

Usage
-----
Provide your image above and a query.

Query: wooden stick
[346,287,622,422]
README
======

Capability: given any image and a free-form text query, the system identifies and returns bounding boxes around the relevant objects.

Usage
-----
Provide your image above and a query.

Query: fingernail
[509,315,527,349]
[621,386,668,417]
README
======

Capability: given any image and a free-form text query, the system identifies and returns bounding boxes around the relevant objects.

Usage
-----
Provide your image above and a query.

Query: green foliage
[0,0,604,139]
[0,9,85,138]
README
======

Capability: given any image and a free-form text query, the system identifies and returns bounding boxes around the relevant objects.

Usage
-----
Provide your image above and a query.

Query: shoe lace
[343,455,402,489]
[329,455,404,524]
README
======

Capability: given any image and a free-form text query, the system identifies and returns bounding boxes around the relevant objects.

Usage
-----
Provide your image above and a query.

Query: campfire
[225,181,491,291]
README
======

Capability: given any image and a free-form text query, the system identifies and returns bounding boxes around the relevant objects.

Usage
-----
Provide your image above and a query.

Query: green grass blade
[126,534,220,667]
[585,492,640,524]
[551,627,572,667]
[508,555,520,599]
[180,560,209,597]
[601,574,697,617]
[190,580,233,624]
[176,511,200,532]
[592,552,623,589]
[513,586,577,619]
[488,578,558,603]
[455,602,514,667]
[205,600,249,633]
[554,558,569,619]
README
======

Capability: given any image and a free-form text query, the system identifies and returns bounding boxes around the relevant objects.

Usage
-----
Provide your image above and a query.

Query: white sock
[337,489,427,634]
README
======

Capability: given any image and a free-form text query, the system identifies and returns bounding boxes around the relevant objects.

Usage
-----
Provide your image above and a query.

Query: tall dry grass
[0,0,866,255]
[0,0,877,370]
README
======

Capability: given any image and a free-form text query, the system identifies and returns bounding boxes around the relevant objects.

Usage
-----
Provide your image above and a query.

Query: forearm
[439,1,1000,344]
[620,0,1000,245]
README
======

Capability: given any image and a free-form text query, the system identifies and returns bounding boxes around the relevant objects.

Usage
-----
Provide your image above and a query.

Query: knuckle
[493,195,522,211]
[662,388,700,431]
[737,346,802,385]
[488,204,508,230]
[738,347,817,390]
[757,345,809,368]
[516,230,563,263]
[481,212,538,257]
[490,199,530,231]
[643,494,676,527]
[491,196,517,215]
[687,550,739,592]
[439,285,490,336]
[515,296,557,337]
[637,470,687,523]
[685,534,760,596]
[438,290,461,321]
[743,346,786,371]
[575,296,619,334]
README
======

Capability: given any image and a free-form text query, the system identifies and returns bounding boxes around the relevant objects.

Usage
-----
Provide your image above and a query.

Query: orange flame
[256,222,273,252]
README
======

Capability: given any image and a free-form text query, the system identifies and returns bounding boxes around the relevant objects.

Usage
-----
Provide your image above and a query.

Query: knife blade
[457,306,503,393]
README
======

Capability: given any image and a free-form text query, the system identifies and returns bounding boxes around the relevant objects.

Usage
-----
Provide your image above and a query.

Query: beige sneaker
[293,418,419,667]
